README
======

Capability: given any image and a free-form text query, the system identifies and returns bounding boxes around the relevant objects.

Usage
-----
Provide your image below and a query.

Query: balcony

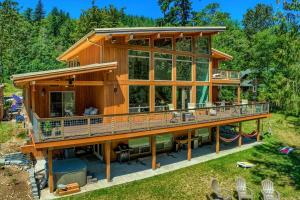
[212,69,240,83]
[31,103,269,143]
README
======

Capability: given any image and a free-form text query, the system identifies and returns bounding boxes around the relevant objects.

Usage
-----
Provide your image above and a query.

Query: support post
[237,86,241,105]
[48,149,54,193]
[187,130,192,161]
[216,126,220,154]
[238,122,242,147]
[208,127,212,144]
[31,83,36,112]
[257,119,261,141]
[105,141,111,182]
[151,135,156,170]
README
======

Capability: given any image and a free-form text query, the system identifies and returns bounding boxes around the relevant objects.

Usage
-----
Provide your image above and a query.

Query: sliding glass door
[50,91,75,117]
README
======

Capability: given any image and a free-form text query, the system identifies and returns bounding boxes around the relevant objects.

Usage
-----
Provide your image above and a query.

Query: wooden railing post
[87,118,91,136]
[147,113,150,130]
[111,117,115,134]
[61,120,64,139]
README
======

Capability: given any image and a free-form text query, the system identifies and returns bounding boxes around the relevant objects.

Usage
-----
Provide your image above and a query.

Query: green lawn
[61,113,300,200]
[0,121,15,143]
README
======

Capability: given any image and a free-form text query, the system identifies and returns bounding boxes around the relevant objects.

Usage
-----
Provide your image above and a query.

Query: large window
[176,56,192,81]
[128,38,150,46]
[196,58,210,81]
[129,85,149,113]
[196,86,209,107]
[177,87,191,110]
[50,91,75,117]
[154,53,172,80]
[155,86,172,111]
[195,36,210,54]
[154,38,173,49]
[128,50,150,80]
[176,37,192,52]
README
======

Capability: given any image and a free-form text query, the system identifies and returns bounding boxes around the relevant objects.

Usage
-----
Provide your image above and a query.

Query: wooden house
[11,27,270,193]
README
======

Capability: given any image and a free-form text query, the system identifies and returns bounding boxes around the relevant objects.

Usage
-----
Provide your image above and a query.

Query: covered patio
[40,139,261,200]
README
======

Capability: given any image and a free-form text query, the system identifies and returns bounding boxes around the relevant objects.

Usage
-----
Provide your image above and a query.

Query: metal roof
[11,62,117,85]
[94,26,226,35]
[58,26,226,61]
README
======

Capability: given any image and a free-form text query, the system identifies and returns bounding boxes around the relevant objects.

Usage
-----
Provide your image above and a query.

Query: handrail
[34,102,268,121]
[32,102,269,143]
[213,69,240,80]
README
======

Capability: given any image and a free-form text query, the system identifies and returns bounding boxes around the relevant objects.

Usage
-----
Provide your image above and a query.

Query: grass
[61,113,300,200]
[0,121,15,143]
[0,121,26,143]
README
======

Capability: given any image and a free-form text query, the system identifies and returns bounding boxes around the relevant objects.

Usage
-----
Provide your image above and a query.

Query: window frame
[49,91,75,117]
[176,55,193,81]
[175,36,192,52]
[128,38,150,47]
[128,85,150,113]
[154,37,173,50]
[154,52,173,81]
[128,49,150,80]
[195,57,210,82]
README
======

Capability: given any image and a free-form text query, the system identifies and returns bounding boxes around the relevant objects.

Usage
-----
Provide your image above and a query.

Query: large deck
[31,103,269,144]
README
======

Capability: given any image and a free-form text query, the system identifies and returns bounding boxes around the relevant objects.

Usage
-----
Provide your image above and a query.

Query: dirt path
[0,166,32,200]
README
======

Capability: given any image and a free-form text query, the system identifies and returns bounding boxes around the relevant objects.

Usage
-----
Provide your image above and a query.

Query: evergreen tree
[24,7,33,21]
[34,0,45,22]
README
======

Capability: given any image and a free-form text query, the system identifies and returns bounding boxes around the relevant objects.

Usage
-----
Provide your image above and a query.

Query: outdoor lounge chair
[236,177,253,200]
[261,179,280,200]
[168,104,180,122]
[206,102,217,116]
[209,178,232,200]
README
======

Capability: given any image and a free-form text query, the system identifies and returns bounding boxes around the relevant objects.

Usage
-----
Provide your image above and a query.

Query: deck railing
[31,103,269,143]
[212,69,240,80]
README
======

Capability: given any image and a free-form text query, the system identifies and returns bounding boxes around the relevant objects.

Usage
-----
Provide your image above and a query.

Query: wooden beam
[151,135,156,170]
[208,127,212,143]
[237,86,241,104]
[209,59,213,103]
[105,141,111,182]
[257,119,261,141]
[48,149,54,193]
[35,81,104,86]
[238,122,242,147]
[31,84,36,112]
[34,114,271,150]
[187,130,192,161]
[216,126,220,154]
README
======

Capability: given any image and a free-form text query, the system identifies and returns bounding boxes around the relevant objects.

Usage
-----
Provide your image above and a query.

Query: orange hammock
[220,134,240,143]
[241,130,258,138]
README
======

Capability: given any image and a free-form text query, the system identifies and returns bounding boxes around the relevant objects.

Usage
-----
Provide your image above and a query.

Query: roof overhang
[58,26,226,61]
[212,48,233,61]
[11,62,117,86]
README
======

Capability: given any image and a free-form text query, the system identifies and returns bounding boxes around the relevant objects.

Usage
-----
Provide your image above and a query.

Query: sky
[15,0,280,21]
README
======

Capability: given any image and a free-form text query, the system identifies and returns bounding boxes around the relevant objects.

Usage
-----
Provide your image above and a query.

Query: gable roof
[11,62,117,86]
[58,26,226,61]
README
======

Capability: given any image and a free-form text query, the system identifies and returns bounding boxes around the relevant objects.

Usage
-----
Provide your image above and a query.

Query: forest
[0,0,299,116]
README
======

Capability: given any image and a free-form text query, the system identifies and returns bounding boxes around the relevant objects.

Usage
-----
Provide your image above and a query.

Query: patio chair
[210,178,232,200]
[236,177,253,200]
[206,102,217,116]
[168,104,180,122]
[261,179,280,200]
